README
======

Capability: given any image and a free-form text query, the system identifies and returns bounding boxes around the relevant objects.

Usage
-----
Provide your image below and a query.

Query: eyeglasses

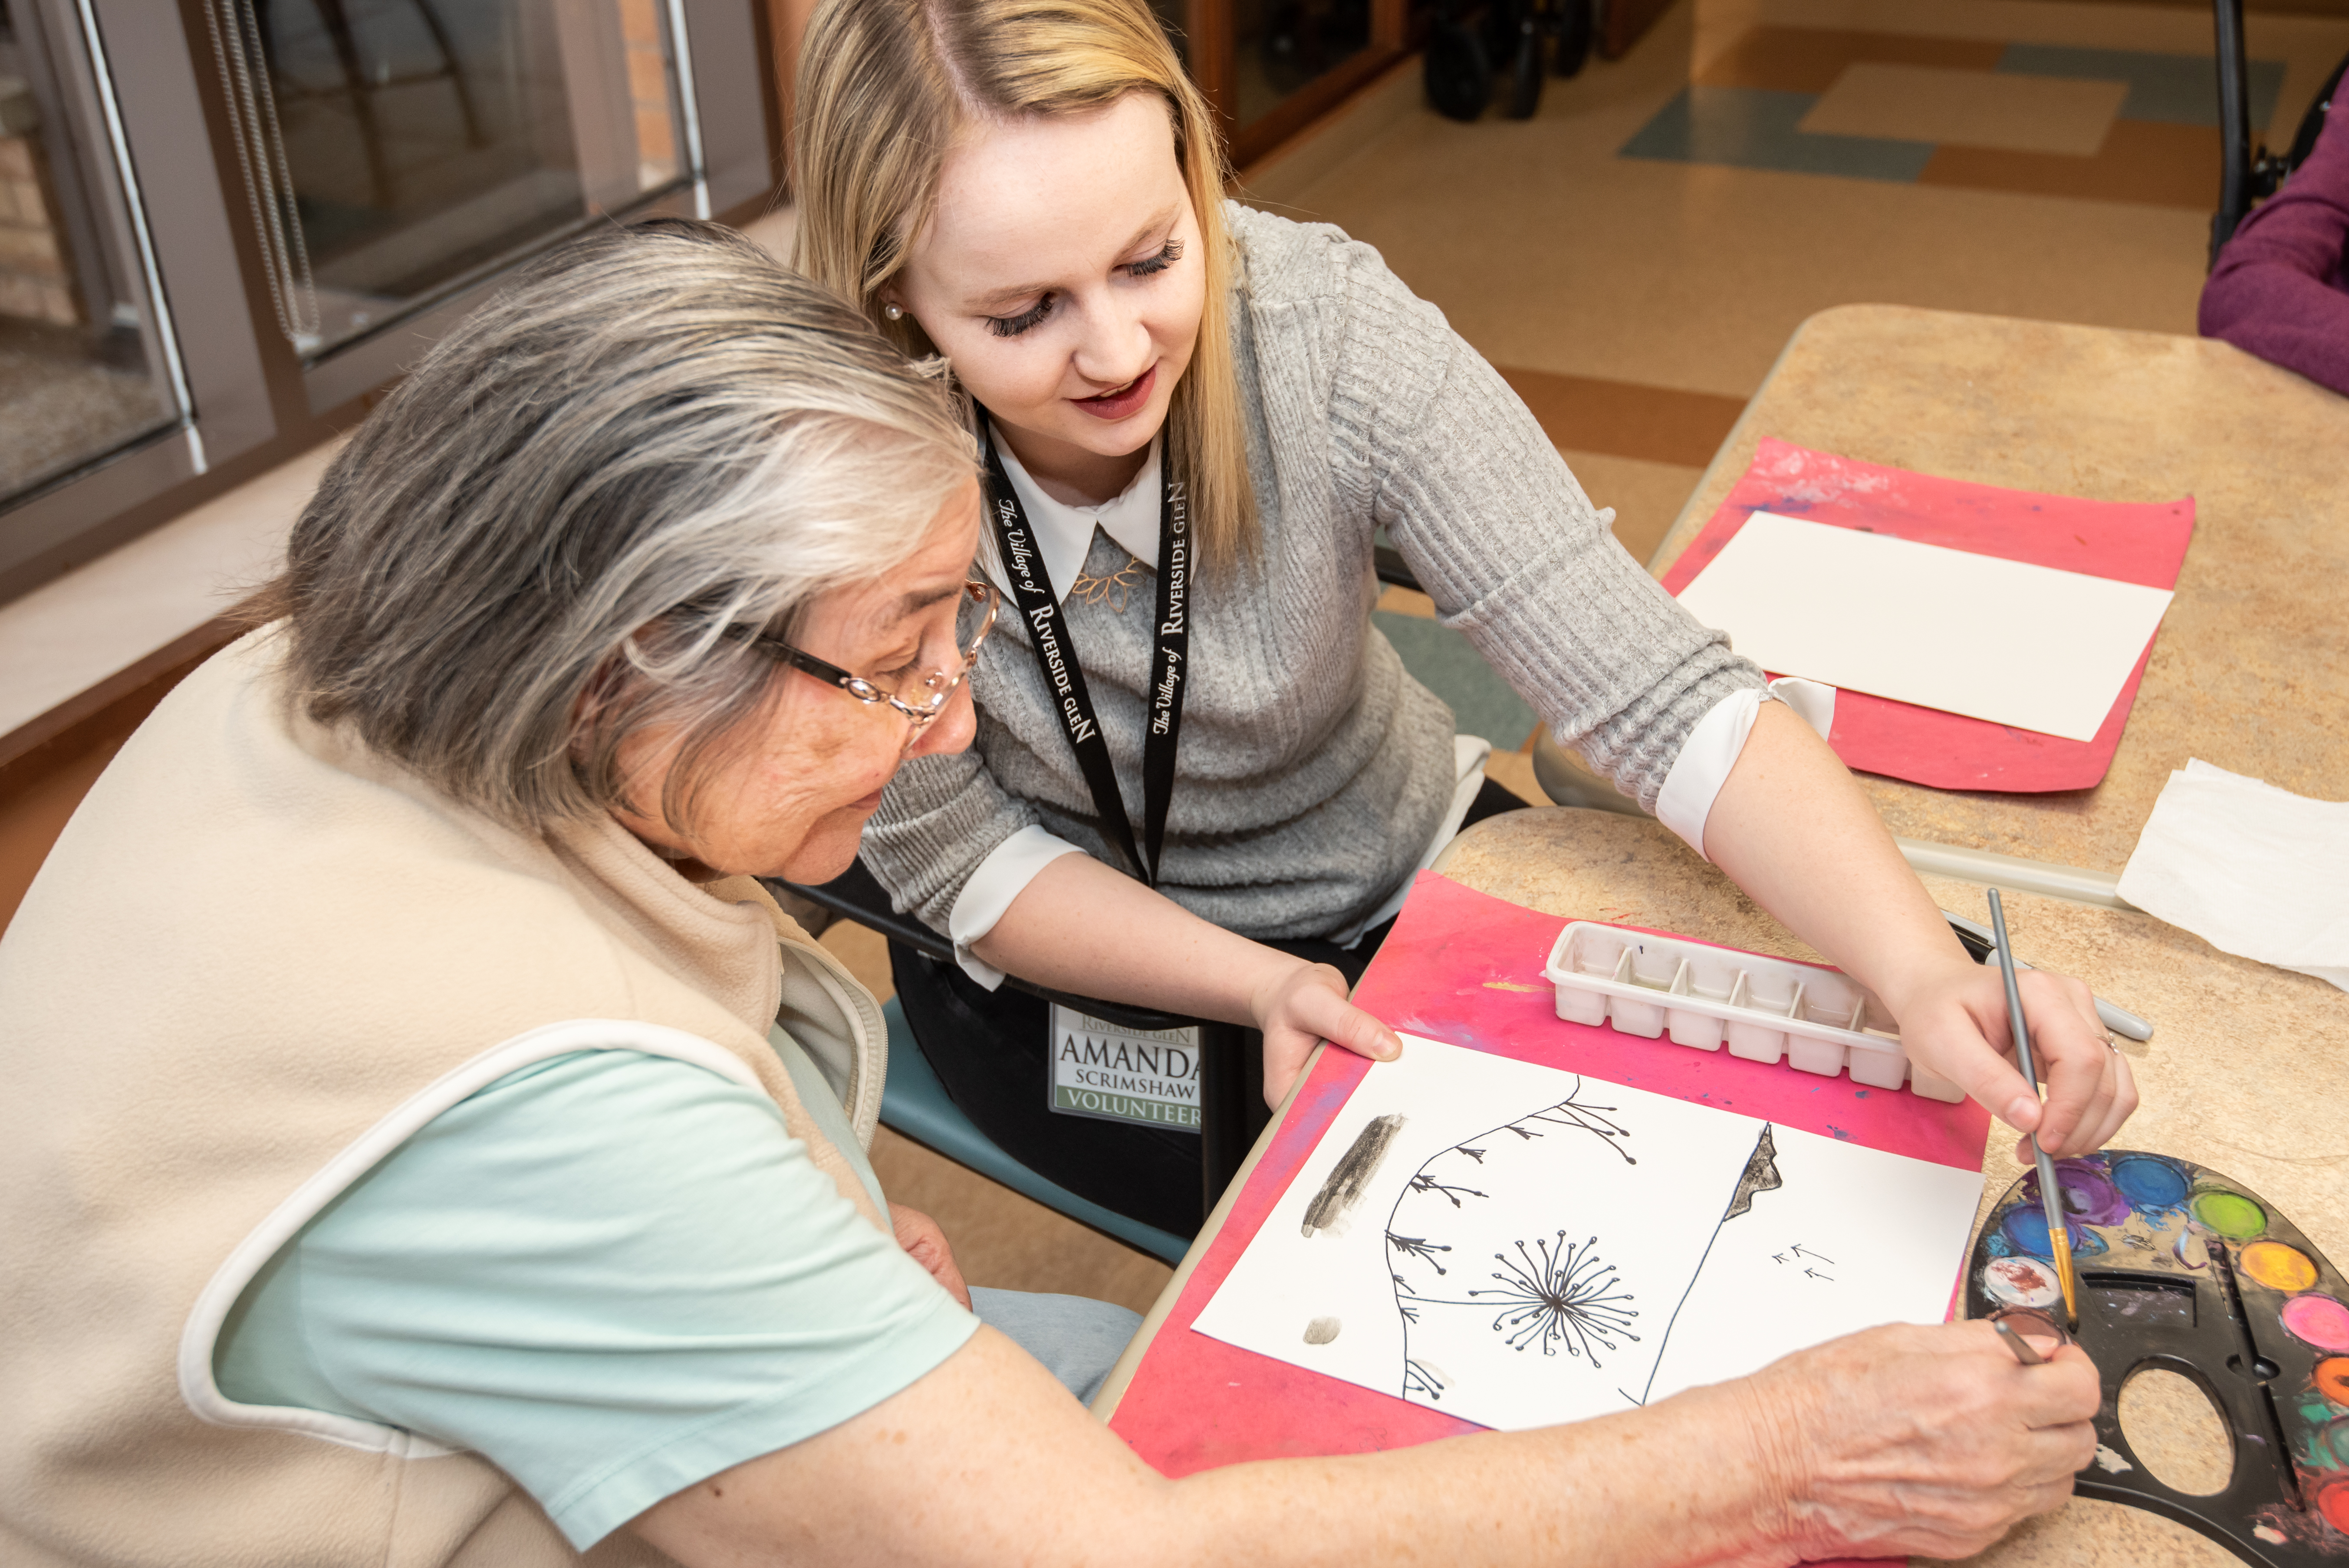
[729,579,998,744]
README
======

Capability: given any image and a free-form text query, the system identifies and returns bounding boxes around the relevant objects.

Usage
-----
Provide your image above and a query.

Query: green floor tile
[1373,610,1537,749]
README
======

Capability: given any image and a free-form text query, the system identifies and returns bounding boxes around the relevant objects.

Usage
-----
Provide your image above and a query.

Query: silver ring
[2101,1031,2119,1052]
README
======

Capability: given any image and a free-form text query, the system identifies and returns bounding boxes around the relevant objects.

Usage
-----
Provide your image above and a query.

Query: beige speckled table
[1097,808,2348,1565]
[1650,305,2349,878]
[1438,808,2349,1568]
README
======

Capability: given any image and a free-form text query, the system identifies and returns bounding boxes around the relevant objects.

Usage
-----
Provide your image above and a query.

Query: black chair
[785,548,1434,1240]
[2211,0,2345,265]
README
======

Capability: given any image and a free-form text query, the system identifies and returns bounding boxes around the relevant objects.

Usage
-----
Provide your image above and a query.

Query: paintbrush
[1987,888,2078,1329]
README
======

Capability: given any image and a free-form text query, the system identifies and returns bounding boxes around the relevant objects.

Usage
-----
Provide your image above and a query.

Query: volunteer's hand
[1885,953,2135,1159]
[889,1203,971,1310]
[1250,959,1402,1108]
[1738,1319,2098,1563]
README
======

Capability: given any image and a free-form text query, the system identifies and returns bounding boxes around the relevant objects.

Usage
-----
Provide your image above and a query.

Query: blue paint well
[1998,43,2285,130]
[2003,1206,2058,1259]
[2112,1155,2190,1211]
[1620,87,1934,183]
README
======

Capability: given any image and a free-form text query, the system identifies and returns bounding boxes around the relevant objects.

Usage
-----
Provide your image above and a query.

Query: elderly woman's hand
[1734,1318,2099,1563]
[1250,960,1402,1109]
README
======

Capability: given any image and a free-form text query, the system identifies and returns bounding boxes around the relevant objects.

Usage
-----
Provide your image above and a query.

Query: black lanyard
[980,419,1189,886]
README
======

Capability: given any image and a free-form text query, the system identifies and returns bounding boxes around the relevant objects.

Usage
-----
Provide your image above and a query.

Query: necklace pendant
[1068,553,1146,614]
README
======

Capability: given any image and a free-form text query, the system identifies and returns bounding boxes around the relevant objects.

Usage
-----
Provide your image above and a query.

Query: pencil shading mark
[1302,1113,1407,1237]
[1723,1124,1783,1218]
[1303,1315,1342,1345]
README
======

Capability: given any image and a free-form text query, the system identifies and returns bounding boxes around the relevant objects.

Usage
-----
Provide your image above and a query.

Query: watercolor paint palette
[1541,921,1965,1101]
[1965,1153,2349,1567]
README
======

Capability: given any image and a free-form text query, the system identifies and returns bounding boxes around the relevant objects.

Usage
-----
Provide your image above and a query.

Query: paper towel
[2116,759,2349,992]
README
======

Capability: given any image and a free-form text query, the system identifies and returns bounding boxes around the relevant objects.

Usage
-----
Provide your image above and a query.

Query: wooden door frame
[1192,0,1408,170]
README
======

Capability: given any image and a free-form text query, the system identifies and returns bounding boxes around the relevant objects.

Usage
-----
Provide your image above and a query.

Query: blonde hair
[791,0,1257,567]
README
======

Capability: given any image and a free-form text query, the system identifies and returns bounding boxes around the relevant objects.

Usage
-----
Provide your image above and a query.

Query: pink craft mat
[1659,439,2195,793]
[1108,871,1991,1568]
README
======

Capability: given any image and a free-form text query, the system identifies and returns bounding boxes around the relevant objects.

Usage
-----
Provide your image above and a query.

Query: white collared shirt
[977,427,1164,605]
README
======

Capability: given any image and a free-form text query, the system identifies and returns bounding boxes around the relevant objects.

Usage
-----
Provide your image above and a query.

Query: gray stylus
[1941,909,2154,1042]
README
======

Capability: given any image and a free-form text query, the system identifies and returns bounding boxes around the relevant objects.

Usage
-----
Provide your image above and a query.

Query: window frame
[0,0,780,606]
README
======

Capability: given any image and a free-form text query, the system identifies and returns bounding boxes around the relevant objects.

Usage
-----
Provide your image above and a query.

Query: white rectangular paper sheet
[1674,512,2174,743]
[1191,1036,1984,1433]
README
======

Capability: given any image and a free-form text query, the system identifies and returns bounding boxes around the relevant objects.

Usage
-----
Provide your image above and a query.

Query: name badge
[1047,1005,1202,1132]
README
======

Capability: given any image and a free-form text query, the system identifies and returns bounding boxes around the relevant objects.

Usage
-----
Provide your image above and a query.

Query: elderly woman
[0,222,2095,1568]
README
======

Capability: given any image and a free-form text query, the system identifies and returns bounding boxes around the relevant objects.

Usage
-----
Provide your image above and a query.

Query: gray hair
[270,218,976,836]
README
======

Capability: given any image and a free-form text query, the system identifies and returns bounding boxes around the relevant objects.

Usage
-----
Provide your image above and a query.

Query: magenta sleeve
[2199,106,2349,396]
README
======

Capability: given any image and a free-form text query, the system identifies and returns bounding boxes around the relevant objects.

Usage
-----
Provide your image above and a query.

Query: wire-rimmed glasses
[730,579,998,746]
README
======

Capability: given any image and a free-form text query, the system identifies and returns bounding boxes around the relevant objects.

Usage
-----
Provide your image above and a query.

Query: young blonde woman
[791,0,2135,1233]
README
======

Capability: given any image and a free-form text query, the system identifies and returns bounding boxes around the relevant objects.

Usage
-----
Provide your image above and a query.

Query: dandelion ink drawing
[1190,1035,1992,1437]
[1406,1171,1488,1208]
[1384,1091,1793,1412]
[1387,1233,1453,1275]
[1495,1095,1637,1164]
[1471,1232,1639,1360]
[1384,1078,1655,1402]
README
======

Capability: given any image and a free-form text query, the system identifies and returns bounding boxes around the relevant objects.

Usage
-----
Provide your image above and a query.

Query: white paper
[2117,759,2349,992]
[1674,512,2174,743]
[1191,1036,1984,1432]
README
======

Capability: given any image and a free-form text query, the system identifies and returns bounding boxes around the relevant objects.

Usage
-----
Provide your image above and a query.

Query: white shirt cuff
[1335,733,1494,947]
[1653,678,1837,862]
[946,825,1086,989]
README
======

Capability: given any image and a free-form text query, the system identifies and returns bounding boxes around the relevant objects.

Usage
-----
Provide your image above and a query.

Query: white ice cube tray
[1541,921,1964,1102]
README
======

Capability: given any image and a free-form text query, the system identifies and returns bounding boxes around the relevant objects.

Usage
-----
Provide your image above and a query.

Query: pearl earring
[884,303,904,321]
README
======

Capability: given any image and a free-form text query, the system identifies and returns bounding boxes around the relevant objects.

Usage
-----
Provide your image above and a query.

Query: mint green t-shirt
[214,1031,977,1550]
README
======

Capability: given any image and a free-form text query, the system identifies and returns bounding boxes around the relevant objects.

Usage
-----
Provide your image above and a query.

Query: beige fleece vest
[0,629,891,1568]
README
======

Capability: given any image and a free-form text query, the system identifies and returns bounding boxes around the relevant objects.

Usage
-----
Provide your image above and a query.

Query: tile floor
[7,0,2345,1306]
[1254,0,2348,786]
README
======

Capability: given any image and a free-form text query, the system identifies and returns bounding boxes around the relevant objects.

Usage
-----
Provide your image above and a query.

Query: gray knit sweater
[863,203,1763,941]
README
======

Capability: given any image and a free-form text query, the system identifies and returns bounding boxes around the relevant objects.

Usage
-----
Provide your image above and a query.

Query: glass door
[207,0,696,362]
[0,0,774,604]
[1176,0,1407,169]
[0,0,185,511]
[1233,0,1373,133]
